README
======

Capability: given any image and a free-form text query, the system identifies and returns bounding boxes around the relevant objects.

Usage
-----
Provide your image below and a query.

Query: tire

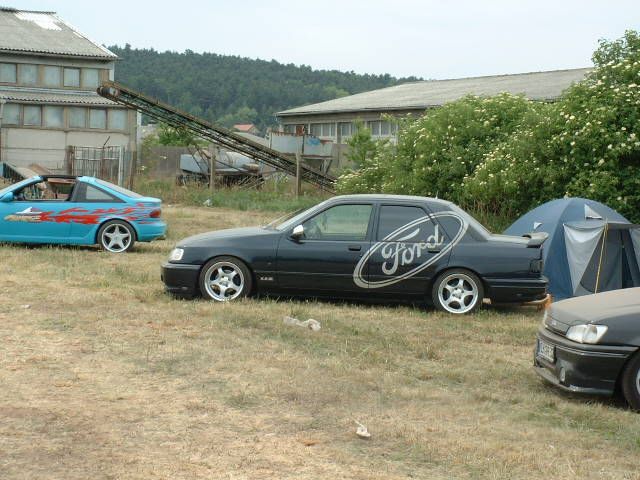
[97,220,136,253]
[621,353,640,410]
[431,269,484,314]
[199,256,253,302]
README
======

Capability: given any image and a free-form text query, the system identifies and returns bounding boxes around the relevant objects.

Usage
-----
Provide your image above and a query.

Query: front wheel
[199,256,252,302]
[98,220,135,253]
[431,269,484,314]
[621,353,640,410]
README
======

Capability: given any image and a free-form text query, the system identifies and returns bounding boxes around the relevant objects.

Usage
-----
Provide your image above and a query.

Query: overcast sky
[12,0,640,79]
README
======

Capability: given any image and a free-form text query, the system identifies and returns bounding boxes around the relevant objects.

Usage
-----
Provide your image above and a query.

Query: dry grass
[1,205,639,479]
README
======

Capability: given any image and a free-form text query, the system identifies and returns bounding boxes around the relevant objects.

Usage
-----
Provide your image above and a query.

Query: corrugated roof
[277,68,592,117]
[233,123,257,131]
[0,7,117,59]
[0,86,117,106]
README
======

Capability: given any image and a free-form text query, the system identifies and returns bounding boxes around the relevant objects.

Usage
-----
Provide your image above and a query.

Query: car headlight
[169,248,184,261]
[566,324,608,344]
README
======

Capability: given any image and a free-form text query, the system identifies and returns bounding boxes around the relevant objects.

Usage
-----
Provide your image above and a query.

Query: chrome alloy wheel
[203,261,245,301]
[102,224,132,253]
[437,273,479,314]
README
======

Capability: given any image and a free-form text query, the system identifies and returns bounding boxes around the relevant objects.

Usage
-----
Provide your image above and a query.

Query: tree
[157,123,198,146]
[337,30,640,223]
[110,45,421,131]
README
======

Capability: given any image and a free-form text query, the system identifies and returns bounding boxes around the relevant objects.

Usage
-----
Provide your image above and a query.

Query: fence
[65,146,132,186]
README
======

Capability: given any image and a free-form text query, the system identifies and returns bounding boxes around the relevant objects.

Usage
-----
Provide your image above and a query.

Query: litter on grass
[283,316,321,331]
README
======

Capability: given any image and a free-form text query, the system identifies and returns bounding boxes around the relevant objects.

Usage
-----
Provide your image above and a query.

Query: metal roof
[0,7,117,59]
[277,68,592,117]
[0,86,117,106]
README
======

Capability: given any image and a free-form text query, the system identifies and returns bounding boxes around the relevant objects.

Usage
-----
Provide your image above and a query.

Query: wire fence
[65,146,133,186]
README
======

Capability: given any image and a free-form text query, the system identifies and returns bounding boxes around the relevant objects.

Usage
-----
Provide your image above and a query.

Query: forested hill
[109,45,419,130]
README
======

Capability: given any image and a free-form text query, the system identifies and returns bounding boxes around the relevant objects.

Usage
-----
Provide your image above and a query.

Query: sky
[10,0,640,79]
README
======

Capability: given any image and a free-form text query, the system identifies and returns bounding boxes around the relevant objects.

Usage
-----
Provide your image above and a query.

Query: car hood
[178,226,276,247]
[549,288,640,325]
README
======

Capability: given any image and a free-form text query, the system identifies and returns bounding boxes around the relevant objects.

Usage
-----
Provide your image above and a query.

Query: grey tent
[564,219,640,297]
[505,198,640,299]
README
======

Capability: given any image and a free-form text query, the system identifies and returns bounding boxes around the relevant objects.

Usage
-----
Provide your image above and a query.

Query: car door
[276,202,374,294]
[66,181,124,241]
[0,178,73,243]
[364,203,451,296]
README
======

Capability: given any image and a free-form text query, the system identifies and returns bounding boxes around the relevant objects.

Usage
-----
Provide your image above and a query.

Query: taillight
[530,258,543,273]
[150,208,161,218]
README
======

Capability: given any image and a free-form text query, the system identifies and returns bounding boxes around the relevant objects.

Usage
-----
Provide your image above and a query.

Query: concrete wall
[1,126,130,171]
[269,133,334,157]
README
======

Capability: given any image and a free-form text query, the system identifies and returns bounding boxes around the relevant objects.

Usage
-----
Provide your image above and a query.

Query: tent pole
[594,223,609,294]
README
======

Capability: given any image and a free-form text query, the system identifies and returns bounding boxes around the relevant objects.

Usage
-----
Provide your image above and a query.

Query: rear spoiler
[522,232,549,248]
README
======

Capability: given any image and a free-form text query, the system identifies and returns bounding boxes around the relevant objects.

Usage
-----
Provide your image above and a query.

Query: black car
[534,288,640,409]
[161,195,547,314]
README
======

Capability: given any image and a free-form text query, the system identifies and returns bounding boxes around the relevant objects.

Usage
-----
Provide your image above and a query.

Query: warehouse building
[276,68,591,145]
[0,7,137,174]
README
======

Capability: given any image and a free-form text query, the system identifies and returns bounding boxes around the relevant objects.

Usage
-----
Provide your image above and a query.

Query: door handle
[428,248,441,253]
[348,245,362,251]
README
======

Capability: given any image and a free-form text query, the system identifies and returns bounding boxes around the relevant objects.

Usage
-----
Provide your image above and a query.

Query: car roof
[28,175,97,181]
[328,194,454,207]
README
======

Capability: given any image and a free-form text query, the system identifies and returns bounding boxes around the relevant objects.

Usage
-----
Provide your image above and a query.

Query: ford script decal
[353,212,468,289]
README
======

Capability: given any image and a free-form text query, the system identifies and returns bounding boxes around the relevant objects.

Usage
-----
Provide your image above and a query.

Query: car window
[95,179,143,199]
[302,204,372,241]
[73,182,119,202]
[377,205,428,239]
[15,180,75,201]
[0,178,33,197]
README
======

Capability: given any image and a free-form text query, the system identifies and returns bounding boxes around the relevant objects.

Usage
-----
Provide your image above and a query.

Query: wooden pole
[295,151,301,198]
[209,143,216,192]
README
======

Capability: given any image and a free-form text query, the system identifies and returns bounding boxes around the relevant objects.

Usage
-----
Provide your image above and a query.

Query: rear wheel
[98,220,135,253]
[432,269,483,314]
[199,256,252,302]
[621,353,640,410]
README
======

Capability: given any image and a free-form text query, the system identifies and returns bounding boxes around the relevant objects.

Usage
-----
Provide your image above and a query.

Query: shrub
[337,30,640,223]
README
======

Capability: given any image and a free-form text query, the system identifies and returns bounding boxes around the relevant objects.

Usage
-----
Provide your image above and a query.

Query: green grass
[136,177,328,213]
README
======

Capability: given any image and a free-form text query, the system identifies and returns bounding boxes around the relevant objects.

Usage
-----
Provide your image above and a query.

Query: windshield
[265,200,330,231]
[95,179,143,199]
[0,177,36,197]
[264,208,311,231]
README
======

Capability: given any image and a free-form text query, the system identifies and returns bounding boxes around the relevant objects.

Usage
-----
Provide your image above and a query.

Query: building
[276,68,591,145]
[232,123,261,136]
[0,7,138,174]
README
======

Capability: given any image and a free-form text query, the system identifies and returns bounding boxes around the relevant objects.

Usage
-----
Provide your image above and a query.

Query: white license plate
[537,339,555,363]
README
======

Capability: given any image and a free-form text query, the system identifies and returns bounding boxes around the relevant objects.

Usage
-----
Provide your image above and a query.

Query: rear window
[95,179,143,199]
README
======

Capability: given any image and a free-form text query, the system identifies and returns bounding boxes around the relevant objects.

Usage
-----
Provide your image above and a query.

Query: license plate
[537,339,555,363]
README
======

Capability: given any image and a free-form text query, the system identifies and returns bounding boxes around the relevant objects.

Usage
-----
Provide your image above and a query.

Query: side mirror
[291,224,304,240]
[0,192,14,203]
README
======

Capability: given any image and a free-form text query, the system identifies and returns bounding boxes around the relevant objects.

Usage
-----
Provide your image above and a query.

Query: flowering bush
[467,30,640,220]
[337,30,640,223]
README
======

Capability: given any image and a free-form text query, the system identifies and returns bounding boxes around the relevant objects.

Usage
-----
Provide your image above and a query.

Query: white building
[277,68,592,145]
[0,7,137,173]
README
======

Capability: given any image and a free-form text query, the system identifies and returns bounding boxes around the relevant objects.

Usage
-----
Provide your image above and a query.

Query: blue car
[0,175,166,253]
